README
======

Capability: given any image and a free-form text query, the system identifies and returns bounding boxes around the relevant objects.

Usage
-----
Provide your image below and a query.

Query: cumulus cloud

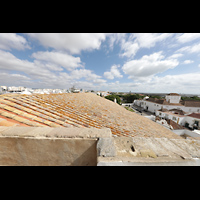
[136,73,200,93]
[118,33,173,58]
[70,69,106,83]
[32,51,83,71]
[176,33,200,43]
[102,72,200,93]
[122,51,179,78]
[132,33,173,49]
[0,49,106,89]
[0,33,30,50]
[120,40,139,58]
[104,64,123,80]
[0,72,31,86]
[182,60,194,64]
[0,50,55,79]
[176,42,200,54]
[108,33,126,50]
[26,33,107,54]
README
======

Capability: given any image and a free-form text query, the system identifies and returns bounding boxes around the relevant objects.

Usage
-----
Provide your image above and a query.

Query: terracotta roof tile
[187,113,200,119]
[0,93,182,139]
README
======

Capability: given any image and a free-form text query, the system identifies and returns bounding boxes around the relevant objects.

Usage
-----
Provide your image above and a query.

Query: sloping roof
[0,93,181,139]
[167,93,180,96]
[166,119,186,130]
[187,113,200,119]
[146,98,183,106]
[181,100,200,107]
[169,108,186,115]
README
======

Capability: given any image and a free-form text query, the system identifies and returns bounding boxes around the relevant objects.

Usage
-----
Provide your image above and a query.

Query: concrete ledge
[97,157,199,166]
[0,127,112,139]
[97,137,200,166]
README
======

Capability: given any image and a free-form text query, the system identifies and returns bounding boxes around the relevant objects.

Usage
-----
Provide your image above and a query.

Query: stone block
[97,137,116,157]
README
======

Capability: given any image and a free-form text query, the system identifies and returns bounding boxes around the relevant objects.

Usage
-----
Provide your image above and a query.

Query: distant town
[1,85,200,97]
[0,85,112,96]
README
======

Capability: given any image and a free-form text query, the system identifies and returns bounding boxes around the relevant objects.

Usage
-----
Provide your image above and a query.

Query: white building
[1,86,7,91]
[165,93,181,104]
[134,93,200,114]
[7,86,25,92]
[156,109,200,130]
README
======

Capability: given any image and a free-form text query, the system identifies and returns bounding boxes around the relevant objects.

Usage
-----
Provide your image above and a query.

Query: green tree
[105,95,121,105]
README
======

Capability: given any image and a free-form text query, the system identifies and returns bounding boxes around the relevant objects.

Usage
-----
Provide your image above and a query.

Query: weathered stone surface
[114,137,139,157]
[132,137,176,158]
[0,137,97,166]
[155,138,192,159]
[46,127,112,139]
[0,127,37,137]
[0,127,111,139]
[140,149,157,158]
[170,139,200,158]
[97,138,116,157]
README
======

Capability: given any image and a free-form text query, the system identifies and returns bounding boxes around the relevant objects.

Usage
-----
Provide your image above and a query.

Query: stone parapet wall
[0,126,200,166]
[0,127,111,166]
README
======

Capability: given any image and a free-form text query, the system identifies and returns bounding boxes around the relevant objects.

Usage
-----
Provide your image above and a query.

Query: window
[194,121,199,126]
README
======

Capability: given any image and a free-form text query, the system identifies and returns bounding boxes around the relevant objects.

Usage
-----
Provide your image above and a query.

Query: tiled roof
[187,113,200,119]
[181,100,200,107]
[146,98,183,106]
[167,93,180,96]
[0,93,182,139]
[166,119,186,130]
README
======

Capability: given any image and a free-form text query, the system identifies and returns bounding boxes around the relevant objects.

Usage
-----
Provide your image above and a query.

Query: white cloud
[183,60,194,64]
[0,33,30,50]
[32,51,83,71]
[108,33,126,50]
[138,73,200,93]
[0,50,55,79]
[122,51,179,78]
[176,42,200,54]
[120,40,139,58]
[118,33,173,58]
[176,33,200,43]
[168,53,183,59]
[0,49,106,89]
[104,64,123,80]
[70,69,106,83]
[102,72,200,93]
[132,33,173,48]
[26,33,107,54]
[0,72,31,86]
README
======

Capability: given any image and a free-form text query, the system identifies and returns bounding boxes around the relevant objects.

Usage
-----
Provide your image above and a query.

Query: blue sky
[0,33,200,94]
